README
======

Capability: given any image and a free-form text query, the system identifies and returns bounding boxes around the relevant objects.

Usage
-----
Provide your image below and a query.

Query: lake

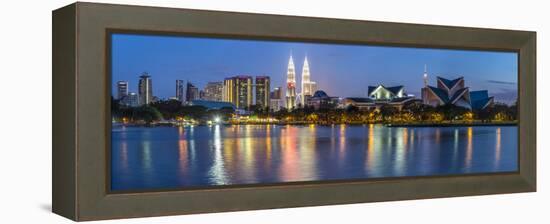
[111,124,517,191]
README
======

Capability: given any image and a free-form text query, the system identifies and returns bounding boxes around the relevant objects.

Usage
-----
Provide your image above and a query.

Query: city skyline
[111,33,518,104]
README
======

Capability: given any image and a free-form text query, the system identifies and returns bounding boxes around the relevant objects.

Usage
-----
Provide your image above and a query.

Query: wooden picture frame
[53,2,536,221]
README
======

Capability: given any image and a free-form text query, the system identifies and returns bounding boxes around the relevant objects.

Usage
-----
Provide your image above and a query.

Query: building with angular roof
[307,90,340,110]
[342,85,417,111]
[367,85,406,100]
[421,76,493,110]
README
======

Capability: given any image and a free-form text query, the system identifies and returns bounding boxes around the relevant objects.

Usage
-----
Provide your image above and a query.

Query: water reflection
[177,126,188,178]
[280,126,300,181]
[177,138,188,177]
[209,125,228,185]
[111,125,518,191]
[465,127,473,170]
[140,140,153,184]
[366,124,376,173]
[393,128,408,176]
[121,141,128,171]
[495,127,502,168]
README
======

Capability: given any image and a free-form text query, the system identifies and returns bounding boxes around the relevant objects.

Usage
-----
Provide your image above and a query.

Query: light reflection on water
[111,124,517,191]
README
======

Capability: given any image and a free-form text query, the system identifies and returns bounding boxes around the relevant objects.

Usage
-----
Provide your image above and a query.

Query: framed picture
[52,2,536,221]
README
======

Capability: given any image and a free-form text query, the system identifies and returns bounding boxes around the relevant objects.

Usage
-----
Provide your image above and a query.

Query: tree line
[112,97,517,125]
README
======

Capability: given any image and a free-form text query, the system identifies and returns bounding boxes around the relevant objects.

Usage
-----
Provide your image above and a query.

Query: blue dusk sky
[111,33,518,104]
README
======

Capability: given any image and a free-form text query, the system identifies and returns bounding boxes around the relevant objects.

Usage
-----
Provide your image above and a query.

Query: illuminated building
[368,85,406,100]
[138,73,152,105]
[285,54,297,109]
[342,97,418,111]
[255,76,270,108]
[116,81,128,100]
[175,79,184,102]
[119,92,139,107]
[199,90,205,99]
[223,76,253,109]
[126,92,139,107]
[185,82,199,102]
[307,90,340,110]
[421,75,494,110]
[270,87,283,111]
[204,81,224,101]
[300,56,317,106]
[341,84,416,111]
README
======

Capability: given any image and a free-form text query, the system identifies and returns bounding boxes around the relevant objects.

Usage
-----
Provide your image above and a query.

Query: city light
[112,51,517,126]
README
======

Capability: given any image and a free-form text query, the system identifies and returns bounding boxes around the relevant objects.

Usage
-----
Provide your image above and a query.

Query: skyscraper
[421,66,429,104]
[185,82,199,102]
[204,81,224,101]
[124,92,139,107]
[270,87,283,112]
[138,73,152,105]
[300,56,317,106]
[199,90,205,99]
[176,80,184,102]
[223,76,253,109]
[255,76,270,108]
[223,78,234,103]
[116,81,128,100]
[423,65,428,87]
[285,55,297,109]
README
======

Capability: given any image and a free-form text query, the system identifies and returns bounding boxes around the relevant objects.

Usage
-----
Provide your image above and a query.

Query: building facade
[138,73,152,105]
[300,56,317,106]
[223,76,253,109]
[199,90,205,100]
[307,90,340,110]
[270,87,283,112]
[255,76,270,108]
[285,55,297,110]
[204,81,224,101]
[116,81,128,100]
[175,80,184,102]
[185,82,199,103]
[120,92,139,107]
[340,85,415,111]
[367,85,406,101]
[421,76,494,110]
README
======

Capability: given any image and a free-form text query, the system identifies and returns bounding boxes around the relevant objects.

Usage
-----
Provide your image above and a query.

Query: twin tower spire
[285,54,317,109]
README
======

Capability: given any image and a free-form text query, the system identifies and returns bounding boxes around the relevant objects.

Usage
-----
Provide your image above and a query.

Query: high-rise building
[185,82,199,102]
[204,81,224,101]
[255,76,270,108]
[223,78,234,103]
[285,55,297,110]
[271,87,282,99]
[199,90,205,99]
[300,56,317,106]
[116,81,128,100]
[138,73,152,105]
[223,76,252,109]
[121,92,139,107]
[176,80,184,102]
[423,65,428,87]
[270,87,283,112]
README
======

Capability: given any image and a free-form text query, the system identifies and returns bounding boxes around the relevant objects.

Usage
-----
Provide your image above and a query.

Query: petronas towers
[285,54,317,109]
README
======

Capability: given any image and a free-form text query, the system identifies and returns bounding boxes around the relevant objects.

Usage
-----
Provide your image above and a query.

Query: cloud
[486,80,516,85]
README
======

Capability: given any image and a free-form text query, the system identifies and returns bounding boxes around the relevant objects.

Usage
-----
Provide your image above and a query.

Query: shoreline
[384,122,517,127]
[113,121,518,128]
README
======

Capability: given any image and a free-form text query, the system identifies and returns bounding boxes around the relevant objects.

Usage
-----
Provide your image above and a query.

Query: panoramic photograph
[110,33,518,191]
